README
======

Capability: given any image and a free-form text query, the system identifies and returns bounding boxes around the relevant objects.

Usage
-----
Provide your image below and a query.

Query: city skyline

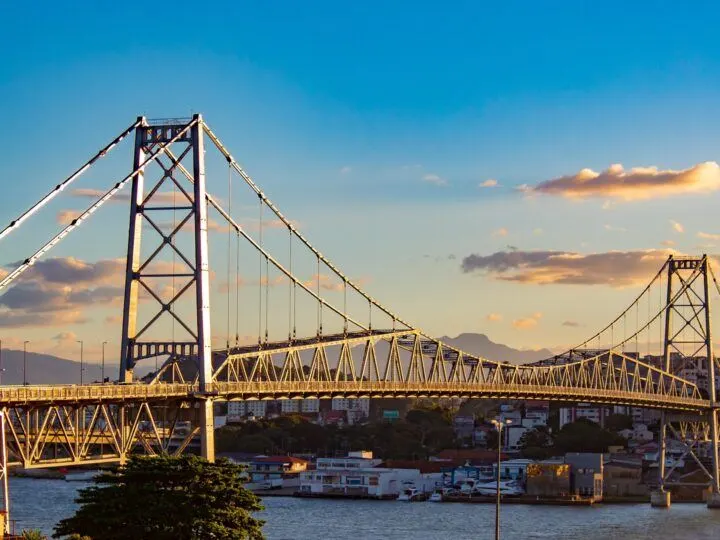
[3,3,720,359]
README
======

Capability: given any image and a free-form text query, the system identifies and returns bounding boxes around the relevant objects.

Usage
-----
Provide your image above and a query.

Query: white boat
[64,470,100,482]
[397,485,427,502]
[429,487,455,502]
[472,480,524,497]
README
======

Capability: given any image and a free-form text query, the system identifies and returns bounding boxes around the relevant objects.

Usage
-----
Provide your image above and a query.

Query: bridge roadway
[0,380,709,412]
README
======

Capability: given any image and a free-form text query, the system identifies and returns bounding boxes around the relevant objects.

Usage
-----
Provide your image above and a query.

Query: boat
[397,485,428,502]
[472,480,524,497]
[429,487,456,502]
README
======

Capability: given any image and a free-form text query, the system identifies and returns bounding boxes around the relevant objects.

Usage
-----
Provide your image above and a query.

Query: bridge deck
[0,381,708,411]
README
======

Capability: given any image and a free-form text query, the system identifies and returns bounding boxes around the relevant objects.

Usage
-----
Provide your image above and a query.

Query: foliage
[53,455,264,540]
[553,418,626,454]
[518,426,554,459]
[217,407,458,459]
[21,530,47,540]
[604,413,633,433]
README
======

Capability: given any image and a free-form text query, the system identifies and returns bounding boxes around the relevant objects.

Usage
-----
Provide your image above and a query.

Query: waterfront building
[248,455,309,490]
[525,463,571,497]
[603,455,647,497]
[565,453,604,501]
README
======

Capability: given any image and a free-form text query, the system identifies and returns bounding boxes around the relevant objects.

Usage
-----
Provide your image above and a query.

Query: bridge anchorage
[0,115,717,531]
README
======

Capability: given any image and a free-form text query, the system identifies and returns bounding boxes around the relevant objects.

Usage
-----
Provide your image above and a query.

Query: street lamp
[102,341,108,383]
[23,341,30,386]
[77,341,84,385]
[490,418,512,540]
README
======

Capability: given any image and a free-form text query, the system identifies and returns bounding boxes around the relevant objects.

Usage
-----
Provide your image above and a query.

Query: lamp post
[102,341,108,383]
[491,418,512,540]
[77,341,84,385]
[23,341,30,386]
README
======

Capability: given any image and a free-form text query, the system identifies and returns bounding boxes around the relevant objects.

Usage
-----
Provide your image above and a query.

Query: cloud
[562,321,581,327]
[513,312,542,330]
[604,224,627,232]
[340,166,351,175]
[422,174,447,186]
[670,220,684,233]
[532,228,543,236]
[479,179,498,188]
[698,232,720,241]
[72,188,185,204]
[660,240,675,247]
[461,249,673,287]
[528,162,720,201]
[486,313,503,322]
[492,228,508,237]
[56,210,79,225]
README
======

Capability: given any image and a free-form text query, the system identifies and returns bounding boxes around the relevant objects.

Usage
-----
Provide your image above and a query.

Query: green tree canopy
[53,455,264,540]
[518,426,554,459]
[554,418,626,454]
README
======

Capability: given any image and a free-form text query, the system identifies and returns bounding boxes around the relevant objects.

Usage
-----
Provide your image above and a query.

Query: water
[8,477,720,539]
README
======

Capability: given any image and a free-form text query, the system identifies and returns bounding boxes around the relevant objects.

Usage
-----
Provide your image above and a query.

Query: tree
[518,426,554,459]
[554,418,625,454]
[53,455,264,540]
[22,530,47,540]
[604,413,633,433]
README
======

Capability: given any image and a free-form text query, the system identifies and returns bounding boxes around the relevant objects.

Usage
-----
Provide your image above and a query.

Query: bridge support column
[651,490,671,508]
[200,399,215,462]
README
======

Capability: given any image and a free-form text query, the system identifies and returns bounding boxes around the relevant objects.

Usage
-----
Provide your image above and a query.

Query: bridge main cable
[0,118,198,293]
[201,122,413,331]
[0,119,142,243]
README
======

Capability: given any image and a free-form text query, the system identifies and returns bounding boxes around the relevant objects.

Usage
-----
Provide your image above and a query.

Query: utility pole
[22,341,29,386]
[491,418,512,540]
[77,341,84,385]
[102,341,107,383]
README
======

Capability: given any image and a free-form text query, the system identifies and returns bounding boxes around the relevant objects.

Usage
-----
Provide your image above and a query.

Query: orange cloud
[670,220,684,233]
[479,179,498,188]
[513,312,542,329]
[492,227,508,237]
[698,231,720,241]
[530,162,720,201]
[486,313,502,322]
[461,249,674,287]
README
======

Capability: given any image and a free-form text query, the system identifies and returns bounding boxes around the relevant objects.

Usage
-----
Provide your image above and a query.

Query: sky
[2,2,720,364]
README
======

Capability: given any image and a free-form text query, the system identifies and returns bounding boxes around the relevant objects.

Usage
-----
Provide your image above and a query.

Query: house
[565,453,603,501]
[526,463,571,497]
[248,455,309,489]
[604,456,647,497]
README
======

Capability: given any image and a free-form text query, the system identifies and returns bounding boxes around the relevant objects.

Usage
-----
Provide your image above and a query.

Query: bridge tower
[119,115,215,460]
[655,255,720,507]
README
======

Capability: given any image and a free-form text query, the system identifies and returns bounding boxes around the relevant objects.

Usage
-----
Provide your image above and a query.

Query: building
[493,458,533,481]
[604,456,647,497]
[526,463,571,497]
[331,397,370,424]
[559,404,610,428]
[248,456,309,489]
[299,451,439,498]
[453,415,475,441]
[565,453,603,501]
[227,400,268,421]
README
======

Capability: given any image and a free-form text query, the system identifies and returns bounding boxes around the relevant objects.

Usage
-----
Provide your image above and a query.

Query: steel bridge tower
[654,255,720,508]
[119,115,215,460]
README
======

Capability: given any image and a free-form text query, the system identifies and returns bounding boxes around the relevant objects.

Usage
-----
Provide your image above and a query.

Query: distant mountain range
[0,333,550,385]
[0,349,152,386]
[437,333,553,364]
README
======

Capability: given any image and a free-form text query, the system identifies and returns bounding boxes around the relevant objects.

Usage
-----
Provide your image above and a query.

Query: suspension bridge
[0,115,717,524]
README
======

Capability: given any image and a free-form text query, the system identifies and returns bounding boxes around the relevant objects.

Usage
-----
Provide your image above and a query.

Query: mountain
[0,349,153,385]
[437,333,553,364]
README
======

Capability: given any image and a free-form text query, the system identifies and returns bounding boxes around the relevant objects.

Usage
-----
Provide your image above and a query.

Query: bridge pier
[707,492,720,509]
[650,489,671,508]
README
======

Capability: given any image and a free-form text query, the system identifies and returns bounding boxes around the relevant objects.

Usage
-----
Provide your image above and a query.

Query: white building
[331,397,370,424]
[300,452,442,498]
[559,404,611,428]
[227,400,268,420]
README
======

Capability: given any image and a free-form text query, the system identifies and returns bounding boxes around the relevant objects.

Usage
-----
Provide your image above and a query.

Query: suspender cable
[317,256,321,337]
[343,279,348,335]
[0,119,141,244]
[235,230,240,345]
[288,229,293,341]
[226,162,232,349]
[258,196,263,346]
[265,254,269,344]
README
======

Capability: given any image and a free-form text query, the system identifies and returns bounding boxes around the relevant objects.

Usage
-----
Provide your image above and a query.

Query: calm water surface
[9,477,720,539]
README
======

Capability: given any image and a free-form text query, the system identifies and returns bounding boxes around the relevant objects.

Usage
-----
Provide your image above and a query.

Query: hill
[438,333,552,364]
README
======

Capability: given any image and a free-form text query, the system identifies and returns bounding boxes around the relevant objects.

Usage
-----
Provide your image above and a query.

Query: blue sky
[2,2,720,361]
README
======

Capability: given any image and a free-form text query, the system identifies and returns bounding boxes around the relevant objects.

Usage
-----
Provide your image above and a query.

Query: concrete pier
[650,490,671,508]
[707,492,720,509]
